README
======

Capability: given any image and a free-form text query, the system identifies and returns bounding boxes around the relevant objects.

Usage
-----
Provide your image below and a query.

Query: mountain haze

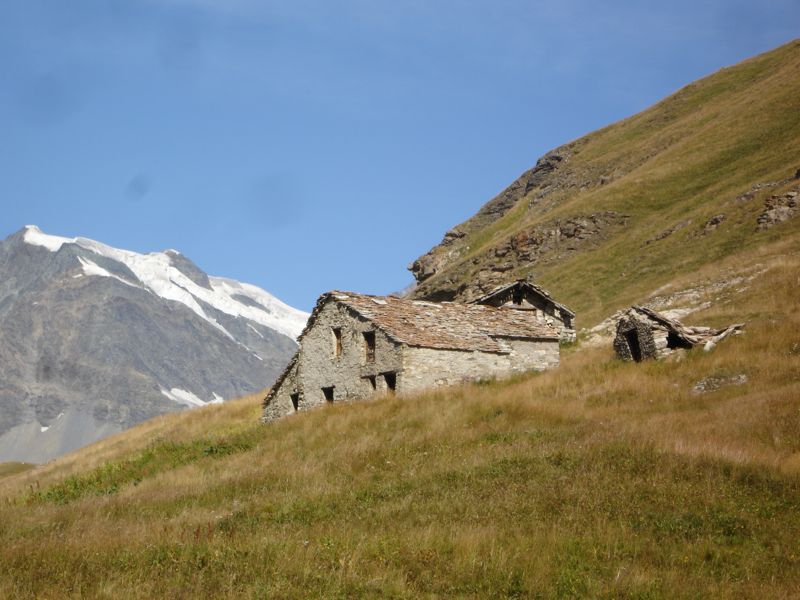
[0,226,307,463]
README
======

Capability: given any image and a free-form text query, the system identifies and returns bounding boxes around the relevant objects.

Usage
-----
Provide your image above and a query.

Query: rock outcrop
[414,211,629,302]
[757,187,799,230]
[408,144,582,287]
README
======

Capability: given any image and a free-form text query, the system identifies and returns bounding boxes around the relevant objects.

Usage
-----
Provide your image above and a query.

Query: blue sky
[1,1,798,310]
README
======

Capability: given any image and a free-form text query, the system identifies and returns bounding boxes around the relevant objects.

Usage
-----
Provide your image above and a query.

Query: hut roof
[472,280,575,317]
[329,291,558,353]
[626,305,743,346]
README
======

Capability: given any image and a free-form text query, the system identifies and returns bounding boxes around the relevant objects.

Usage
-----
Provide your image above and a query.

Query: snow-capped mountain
[0,226,308,463]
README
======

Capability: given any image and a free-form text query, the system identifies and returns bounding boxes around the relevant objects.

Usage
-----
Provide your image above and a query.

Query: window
[322,386,335,402]
[290,393,300,411]
[383,372,396,393]
[332,327,343,357]
[363,331,376,363]
[365,375,377,390]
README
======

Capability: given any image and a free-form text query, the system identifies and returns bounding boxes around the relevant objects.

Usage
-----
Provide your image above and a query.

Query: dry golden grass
[0,251,798,598]
[2,41,799,593]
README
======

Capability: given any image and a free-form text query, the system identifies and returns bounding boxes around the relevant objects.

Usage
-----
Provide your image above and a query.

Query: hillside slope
[409,40,800,327]
[0,242,798,598]
[0,40,798,598]
[0,226,308,463]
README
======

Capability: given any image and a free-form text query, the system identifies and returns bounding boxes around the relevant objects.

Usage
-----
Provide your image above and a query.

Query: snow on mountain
[23,225,308,340]
[0,225,308,463]
[160,387,224,408]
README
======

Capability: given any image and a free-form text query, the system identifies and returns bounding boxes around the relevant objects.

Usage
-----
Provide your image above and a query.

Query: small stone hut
[263,291,560,421]
[614,306,744,361]
[472,280,576,342]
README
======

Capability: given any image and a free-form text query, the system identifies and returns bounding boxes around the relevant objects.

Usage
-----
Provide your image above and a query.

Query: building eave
[472,280,576,318]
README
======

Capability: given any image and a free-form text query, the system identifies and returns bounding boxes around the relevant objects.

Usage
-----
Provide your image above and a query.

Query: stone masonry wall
[399,338,559,393]
[263,361,299,420]
[614,314,672,361]
[265,300,403,420]
[506,338,560,371]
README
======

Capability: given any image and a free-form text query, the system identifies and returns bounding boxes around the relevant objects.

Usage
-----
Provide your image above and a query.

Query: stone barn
[614,306,744,361]
[263,291,560,421]
[472,280,576,342]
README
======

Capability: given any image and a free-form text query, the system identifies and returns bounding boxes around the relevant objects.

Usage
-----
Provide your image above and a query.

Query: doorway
[624,329,643,362]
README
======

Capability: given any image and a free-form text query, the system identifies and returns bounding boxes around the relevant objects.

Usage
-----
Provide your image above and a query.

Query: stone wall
[262,361,299,421]
[264,300,403,420]
[399,338,559,393]
[506,338,561,371]
[613,314,673,361]
[613,314,657,361]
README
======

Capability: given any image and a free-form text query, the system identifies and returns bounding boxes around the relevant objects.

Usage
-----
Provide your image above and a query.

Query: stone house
[614,306,744,361]
[262,291,560,421]
[472,280,576,342]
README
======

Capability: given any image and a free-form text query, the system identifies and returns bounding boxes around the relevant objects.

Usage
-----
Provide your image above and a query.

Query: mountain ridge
[0,225,307,463]
[408,39,800,327]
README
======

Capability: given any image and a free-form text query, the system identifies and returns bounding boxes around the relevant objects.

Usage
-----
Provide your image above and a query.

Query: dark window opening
[363,331,376,363]
[624,329,643,362]
[512,289,524,305]
[322,386,335,402]
[666,331,692,350]
[366,375,377,390]
[383,372,397,393]
[332,328,343,357]
[290,393,300,411]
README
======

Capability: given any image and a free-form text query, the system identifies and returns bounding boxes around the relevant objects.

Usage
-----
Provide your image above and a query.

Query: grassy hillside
[410,40,800,326]
[1,242,798,598]
[1,40,798,599]
[0,462,34,479]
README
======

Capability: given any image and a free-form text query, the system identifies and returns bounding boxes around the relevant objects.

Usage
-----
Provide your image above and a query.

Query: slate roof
[328,291,558,353]
[627,306,743,346]
[472,280,575,317]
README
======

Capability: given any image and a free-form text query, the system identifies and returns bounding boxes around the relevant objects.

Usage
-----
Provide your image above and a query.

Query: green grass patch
[26,432,258,505]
